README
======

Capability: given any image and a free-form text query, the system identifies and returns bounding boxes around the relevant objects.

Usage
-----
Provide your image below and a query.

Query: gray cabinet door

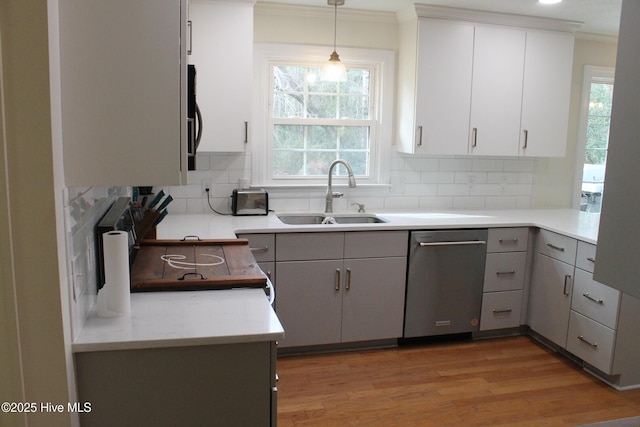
[529,253,574,348]
[341,257,406,343]
[276,260,343,347]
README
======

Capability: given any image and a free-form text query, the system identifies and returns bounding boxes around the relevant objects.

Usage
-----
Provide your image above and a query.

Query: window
[253,44,394,187]
[272,65,373,178]
[574,66,614,213]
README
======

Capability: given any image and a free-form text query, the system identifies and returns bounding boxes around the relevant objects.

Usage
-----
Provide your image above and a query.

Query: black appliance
[188,64,202,170]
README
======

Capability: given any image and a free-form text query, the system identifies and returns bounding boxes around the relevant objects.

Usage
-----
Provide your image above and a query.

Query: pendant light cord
[333,1,337,52]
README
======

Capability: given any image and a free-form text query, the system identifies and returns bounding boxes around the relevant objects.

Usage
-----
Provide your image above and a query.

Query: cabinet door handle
[547,243,565,252]
[187,20,193,55]
[346,268,352,290]
[563,274,572,296]
[496,270,516,276]
[335,268,341,291]
[249,246,269,252]
[472,127,478,147]
[578,335,598,348]
[493,308,513,314]
[587,257,596,263]
[416,126,423,147]
[244,121,249,144]
[522,129,528,149]
[583,293,604,305]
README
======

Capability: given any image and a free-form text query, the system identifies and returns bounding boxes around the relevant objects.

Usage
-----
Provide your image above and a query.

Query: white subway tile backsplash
[160,151,538,214]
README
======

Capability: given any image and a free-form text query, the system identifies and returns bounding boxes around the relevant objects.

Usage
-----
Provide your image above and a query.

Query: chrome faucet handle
[351,203,365,213]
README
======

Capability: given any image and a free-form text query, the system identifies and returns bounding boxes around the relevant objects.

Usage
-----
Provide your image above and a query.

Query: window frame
[573,65,615,210]
[252,43,395,187]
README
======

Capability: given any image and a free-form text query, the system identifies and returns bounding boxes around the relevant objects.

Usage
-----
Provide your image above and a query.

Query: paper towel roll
[102,230,131,315]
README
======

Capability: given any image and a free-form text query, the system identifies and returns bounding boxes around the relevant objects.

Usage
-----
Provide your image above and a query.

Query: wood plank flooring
[277,336,640,426]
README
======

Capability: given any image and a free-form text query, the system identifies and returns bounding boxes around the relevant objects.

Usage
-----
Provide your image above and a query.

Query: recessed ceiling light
[539,0,562,4]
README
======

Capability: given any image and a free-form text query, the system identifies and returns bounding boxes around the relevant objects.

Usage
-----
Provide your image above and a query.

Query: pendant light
[321,0,347,82]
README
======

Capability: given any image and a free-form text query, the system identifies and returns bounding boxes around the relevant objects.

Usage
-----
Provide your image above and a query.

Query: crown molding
[410,4,583,33]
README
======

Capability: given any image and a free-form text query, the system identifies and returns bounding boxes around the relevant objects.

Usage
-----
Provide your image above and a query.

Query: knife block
[134,209,161,242]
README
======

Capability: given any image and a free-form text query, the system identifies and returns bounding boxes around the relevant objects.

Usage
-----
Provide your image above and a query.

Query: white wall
[0,1,74,426]
[163,3,618,214]
[533,37,618,208]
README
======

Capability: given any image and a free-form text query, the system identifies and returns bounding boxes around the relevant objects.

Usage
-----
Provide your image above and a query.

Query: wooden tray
[130,238,266,292]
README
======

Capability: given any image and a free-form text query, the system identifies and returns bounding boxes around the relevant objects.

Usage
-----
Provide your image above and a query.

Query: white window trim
[572,65,615,210]
[251,43,395,188]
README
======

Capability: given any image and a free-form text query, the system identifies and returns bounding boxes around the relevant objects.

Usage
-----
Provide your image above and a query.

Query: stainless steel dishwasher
[404,229,488,338]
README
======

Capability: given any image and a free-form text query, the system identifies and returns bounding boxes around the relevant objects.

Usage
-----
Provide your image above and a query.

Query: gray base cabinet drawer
[537,229,577,265]
[276,232,344,261]
[480,290,523,331]
[344,230,408,258]
[572,269,620,329]
[567,311,617,374]
[575,241,597,273]
[487,227,529,252]
[483,252,526,292]
[237,233,275,262]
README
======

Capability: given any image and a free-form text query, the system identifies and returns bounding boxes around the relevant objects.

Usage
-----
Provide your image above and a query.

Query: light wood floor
[277,335,640,426]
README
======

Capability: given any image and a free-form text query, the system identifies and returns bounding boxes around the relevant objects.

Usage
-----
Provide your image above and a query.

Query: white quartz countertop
[73,289,284,353]
[156,208,600,244]
[75,208,598,353]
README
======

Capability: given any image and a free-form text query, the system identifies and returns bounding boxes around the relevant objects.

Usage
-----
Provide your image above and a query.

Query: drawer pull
[583,293,604,305]
[496,270,516,276]
[547,243,565,252]
[578,335,598,348]
[250,246,270,252]
[587,257,596,263]
[493,308,512,314]
[563,274,572,296]
[498,238,519,244]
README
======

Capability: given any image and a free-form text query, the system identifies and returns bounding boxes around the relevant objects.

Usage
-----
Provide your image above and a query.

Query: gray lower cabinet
[528,230,577,348]
[75,341,276,427]
[275,231,408,348]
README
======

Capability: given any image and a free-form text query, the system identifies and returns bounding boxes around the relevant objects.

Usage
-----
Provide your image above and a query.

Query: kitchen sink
[277,213,388,225]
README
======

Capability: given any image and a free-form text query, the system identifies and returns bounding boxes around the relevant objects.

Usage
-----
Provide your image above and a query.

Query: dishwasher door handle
[418,240,487,247]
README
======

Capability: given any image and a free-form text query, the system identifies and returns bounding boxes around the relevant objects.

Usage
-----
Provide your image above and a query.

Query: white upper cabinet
[411,19,474,155]
[396,6,577,158]
[519,31,574,157]
[54,0,188,187]
[188,0,255,152]
[469,25,526,156]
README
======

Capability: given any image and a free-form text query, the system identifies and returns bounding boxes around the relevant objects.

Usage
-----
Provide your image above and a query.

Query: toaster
[231,189,269,216]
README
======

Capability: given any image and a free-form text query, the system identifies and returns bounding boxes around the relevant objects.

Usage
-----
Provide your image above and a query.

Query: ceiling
[257,0,622,38]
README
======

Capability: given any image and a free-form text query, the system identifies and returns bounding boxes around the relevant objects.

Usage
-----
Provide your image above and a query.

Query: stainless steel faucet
[325,159,356,213]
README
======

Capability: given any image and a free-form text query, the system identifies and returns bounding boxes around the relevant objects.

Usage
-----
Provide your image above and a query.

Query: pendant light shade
[321,0,347,82]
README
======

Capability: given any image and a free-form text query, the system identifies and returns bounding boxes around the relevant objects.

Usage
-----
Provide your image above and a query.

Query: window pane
[306,151,337,175]
[308,126,337,150]
[340,126,369,150]
[586,116,610,153]
[273,150,304,176]
[274,125,304,149]
[274,93,304,118]
[340,151,368,175]
[340,95,370,119]
[588,83,614,116]
[274,65,305,92]
[308,94,337,118]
